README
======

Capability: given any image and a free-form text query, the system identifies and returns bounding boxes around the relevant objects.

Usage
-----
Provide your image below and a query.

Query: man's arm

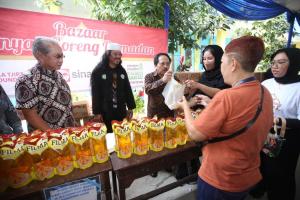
[1,85,23,133]
[15,75,50,131]
[144,73,167,95]
[21,108,50,131]
[5,108,23,133]
[91,68,103,116]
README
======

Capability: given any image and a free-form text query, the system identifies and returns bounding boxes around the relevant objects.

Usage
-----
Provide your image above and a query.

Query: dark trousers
[260,148,299,200]
[197,177,249,200]
[103,108,126,133]
[174,158,200,180]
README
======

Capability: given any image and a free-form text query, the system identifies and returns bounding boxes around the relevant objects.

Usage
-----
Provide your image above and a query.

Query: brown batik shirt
[15,64,75,132]
[144,70,174,119]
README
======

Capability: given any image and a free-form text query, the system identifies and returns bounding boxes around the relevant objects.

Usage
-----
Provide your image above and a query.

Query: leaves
[133,94,144,114]
[81,0,233,53]
[38,0,294,72]
[234,15,290,71]
[35,0,63,10]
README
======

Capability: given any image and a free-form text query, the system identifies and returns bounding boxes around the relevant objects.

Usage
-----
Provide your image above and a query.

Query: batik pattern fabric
[15,64,74,132]
[144,71,174,119]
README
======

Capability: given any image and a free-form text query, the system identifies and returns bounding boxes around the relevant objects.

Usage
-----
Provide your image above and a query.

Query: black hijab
[200,45,226,88]
[271,48,300,84]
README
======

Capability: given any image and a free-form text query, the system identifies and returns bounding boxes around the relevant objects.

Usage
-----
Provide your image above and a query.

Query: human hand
[194,95,211,107]
[185,80,199,90]
[188,96,198,107]
[126,109,133,120]
[162,70,173,83]
[74,121,81,127]
[177,96,189,110]
[93,114,103,122]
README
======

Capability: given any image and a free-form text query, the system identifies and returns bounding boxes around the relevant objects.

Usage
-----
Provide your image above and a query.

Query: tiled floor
[124,158,300,200]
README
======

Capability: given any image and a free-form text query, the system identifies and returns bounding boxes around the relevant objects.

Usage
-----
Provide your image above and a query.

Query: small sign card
[43,176,101,200]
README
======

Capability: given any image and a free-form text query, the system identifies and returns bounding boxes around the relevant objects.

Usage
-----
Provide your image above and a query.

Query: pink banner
[0,8,168,98]
[0,8,167,58]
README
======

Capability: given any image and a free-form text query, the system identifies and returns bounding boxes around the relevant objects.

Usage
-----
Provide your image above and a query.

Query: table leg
[119,187,126,200]
[100,172,112,200]
[112,171,118,199]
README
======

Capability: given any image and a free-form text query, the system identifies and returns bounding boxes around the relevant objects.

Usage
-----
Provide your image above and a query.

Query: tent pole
[287,15,295,47]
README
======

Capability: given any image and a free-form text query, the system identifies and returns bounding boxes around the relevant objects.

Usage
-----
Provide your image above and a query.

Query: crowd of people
[1,35,299,200]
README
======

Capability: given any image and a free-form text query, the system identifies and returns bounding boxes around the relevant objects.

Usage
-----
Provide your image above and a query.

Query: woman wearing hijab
[261,48,300,200]
[185,45,229,99]
[175,45,229,180]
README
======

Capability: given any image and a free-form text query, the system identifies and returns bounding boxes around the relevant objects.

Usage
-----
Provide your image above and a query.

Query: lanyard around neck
[234,76,256,87]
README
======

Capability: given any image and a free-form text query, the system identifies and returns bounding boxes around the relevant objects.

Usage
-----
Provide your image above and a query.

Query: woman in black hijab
[185,45,229,108]
[175,45,229,180]
[259,48,300,200]
[270,48,300,83]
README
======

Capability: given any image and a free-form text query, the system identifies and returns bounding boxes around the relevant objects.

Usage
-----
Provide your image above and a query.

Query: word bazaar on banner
[0,8,167,98]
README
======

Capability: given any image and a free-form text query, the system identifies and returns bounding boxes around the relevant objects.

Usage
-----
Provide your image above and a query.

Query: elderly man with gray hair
[15,36,75,132]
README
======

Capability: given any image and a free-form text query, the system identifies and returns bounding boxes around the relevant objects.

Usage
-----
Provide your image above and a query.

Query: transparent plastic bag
[162,78,185,110]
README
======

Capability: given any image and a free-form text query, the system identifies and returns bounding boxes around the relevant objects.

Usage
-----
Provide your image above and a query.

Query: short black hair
[154,53,171,66]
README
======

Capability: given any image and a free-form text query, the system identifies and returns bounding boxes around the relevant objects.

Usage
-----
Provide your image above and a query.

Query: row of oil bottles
[0,111,201,192]
[0,124,108,192]
[113,116,189,159]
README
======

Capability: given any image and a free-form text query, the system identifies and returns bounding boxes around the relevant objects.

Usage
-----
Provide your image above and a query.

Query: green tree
[133,94,144,114]
[234,15,290,71]
[82,0,233,53]
[35,0,63,10]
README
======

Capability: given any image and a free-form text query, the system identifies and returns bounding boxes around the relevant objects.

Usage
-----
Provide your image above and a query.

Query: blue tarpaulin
[163,0,300,46]
[204,0,300,47]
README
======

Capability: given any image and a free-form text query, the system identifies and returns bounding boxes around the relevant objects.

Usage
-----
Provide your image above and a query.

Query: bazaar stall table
[0,132,116,200]
[0,161,112,200]
[110,141,201,200]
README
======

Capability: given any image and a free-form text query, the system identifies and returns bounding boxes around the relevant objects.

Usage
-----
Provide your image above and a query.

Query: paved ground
[126,171,197,200]
[124,158,300,200]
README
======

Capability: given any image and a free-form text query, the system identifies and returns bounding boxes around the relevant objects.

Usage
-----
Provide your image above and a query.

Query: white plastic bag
[162,78,185,110]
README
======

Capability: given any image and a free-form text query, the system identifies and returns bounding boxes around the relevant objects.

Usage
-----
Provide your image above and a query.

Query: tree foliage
[39,0,295,72]
[35,0,63,10]
[83,0,233,53]
[234,15,290,71]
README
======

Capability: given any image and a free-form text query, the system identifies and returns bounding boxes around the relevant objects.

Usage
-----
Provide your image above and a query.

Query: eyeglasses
[48,53,65,60]
[158,62,170,66]
[270,59,289,67]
